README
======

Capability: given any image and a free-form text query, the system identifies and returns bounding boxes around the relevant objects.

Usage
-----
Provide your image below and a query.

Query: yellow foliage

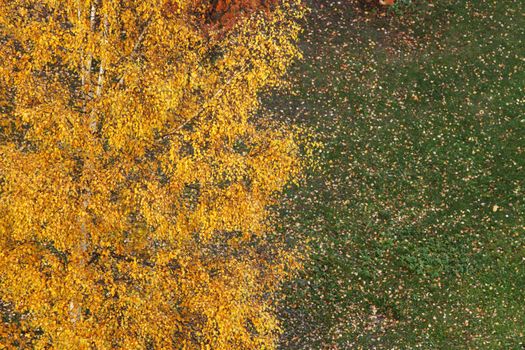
[0,0,304,348]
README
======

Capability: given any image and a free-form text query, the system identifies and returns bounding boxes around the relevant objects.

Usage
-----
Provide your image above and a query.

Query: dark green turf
[273,1,525,348]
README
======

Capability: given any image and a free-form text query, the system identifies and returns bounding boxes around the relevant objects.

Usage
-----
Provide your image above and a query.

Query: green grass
[272,1,525,348]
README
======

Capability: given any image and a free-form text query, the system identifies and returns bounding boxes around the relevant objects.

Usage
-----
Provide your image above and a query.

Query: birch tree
[0,0,304,348]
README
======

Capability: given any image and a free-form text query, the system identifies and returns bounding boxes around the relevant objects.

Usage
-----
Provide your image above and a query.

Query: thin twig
[159,65,249,140]
[115,17,152,87]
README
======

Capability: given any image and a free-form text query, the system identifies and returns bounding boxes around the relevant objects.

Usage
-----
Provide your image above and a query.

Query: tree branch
[115,17,152,87]
[159,65,249,140]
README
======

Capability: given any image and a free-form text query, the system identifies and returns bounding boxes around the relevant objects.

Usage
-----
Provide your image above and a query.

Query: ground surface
[270,1,525,348]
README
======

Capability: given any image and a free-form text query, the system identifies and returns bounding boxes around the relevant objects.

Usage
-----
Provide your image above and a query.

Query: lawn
[270,0,525,348]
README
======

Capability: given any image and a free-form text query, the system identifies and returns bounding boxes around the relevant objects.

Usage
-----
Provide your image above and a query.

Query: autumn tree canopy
[0,0,304,348]
[201,0,279,30]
